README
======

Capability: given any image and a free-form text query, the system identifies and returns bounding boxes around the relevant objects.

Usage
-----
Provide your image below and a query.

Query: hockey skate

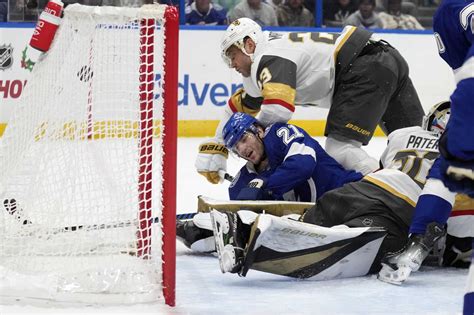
[210,210,246,274]
[378,222,446,285]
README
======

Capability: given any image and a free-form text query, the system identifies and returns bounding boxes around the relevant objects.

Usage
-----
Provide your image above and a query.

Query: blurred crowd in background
[0,0,439,29]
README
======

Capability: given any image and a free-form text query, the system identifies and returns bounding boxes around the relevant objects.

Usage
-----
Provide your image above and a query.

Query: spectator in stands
[214,0,239,12]
[228,0,279,26]
[376,0,418,19]
[324,0,357,27]
[7,0,38,21]
[158,0,180,7]
[344,0,383,29]
[62,0,149,6]
[267,0,283,12]
[276,0,314,26]
[304,0,314,13]
[0,0,7,22]
[379,0,424,30]
[101,0,147,6]
[66,0,152,7]
[185,0,227,25]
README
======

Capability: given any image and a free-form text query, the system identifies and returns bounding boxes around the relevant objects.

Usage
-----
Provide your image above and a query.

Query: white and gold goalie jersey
[364,126,440,207]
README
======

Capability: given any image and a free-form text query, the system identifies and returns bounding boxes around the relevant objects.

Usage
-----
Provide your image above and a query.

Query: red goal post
[160,5,178,307]
[0,3,178,307]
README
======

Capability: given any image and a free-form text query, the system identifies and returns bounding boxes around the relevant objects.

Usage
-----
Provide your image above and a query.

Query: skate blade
[377,263,412,285]
[210,210,230,274]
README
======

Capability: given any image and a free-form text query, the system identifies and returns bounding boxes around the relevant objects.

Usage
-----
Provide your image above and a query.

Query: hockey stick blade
[64,213,202,230]
[3,198,200,233]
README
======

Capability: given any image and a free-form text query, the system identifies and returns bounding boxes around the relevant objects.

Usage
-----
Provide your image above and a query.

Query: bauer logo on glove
[199,143,229,156]
[195,138,229,184]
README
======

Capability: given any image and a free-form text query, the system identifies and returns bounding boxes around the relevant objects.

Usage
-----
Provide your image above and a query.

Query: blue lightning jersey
[228,123,363,201]
[433,0,474,159]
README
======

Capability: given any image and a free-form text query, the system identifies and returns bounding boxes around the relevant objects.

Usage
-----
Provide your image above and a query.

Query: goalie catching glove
[195,138,229,184]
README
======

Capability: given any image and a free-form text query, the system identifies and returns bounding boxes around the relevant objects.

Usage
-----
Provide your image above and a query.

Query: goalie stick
[3,198,161,233]
[4,197,196,230]
[3,172,234,231]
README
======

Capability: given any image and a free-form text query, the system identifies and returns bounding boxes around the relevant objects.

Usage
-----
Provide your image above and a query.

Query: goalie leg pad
[197,195,313,216]
[176,213,214,253]
[240,214,386,279]
[177,211,257,253]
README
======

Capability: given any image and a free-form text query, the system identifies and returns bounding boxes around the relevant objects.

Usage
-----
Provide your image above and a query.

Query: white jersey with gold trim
[245,27,364,127]
[216,28,358,138]
[248,30,339,109]
[368,127,473,237]
[365,126,440,206]
[449,194,474,238]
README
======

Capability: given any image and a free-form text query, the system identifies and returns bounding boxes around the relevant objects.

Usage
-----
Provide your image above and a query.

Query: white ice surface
[0,137,469,315]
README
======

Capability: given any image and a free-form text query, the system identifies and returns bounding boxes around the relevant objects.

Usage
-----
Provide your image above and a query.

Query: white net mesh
[0,4,173,304]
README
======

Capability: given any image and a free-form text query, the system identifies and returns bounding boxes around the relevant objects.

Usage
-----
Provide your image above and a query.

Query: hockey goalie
[181,103,472,280]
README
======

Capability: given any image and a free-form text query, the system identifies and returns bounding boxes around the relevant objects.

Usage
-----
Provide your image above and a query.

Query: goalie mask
[422,101,451,135]
[222,112,259,153]
[221,18,263,67]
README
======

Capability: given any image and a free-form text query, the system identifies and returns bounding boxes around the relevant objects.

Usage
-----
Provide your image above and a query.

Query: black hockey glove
[438,132,474,197]
[442,234,472,268]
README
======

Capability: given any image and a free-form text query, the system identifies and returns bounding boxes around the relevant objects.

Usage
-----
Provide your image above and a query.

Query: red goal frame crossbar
[138,6,178,307]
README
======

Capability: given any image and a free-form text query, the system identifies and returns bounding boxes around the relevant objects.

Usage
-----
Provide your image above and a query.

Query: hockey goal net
[0,3,178,306]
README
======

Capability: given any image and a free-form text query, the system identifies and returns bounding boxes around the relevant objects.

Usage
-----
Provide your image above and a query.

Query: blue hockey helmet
[222,112,258,150]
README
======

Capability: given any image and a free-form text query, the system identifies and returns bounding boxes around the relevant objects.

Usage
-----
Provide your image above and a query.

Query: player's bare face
[226,46,252,77]
[234,132,264,164]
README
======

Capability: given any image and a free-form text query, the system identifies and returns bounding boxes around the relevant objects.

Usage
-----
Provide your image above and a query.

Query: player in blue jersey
[183,113,426,277]
[177,112,363,252]
[376,102,454,282]
[375,98,473,313]
[209,112,421,275]
[224,113,363,202]
[195,18,425,186]
[432,0,474,196]
[376,2,474,312]
[426,2,474,312]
